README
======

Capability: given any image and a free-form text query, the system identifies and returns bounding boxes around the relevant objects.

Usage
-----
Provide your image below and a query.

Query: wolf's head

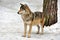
[17,3,31,15]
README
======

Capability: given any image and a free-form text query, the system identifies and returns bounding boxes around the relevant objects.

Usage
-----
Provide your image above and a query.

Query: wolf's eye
[22,8,25,10]
[26,14,29,17]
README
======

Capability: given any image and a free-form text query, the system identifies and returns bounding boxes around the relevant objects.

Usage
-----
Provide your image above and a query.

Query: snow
[0,0,60,40]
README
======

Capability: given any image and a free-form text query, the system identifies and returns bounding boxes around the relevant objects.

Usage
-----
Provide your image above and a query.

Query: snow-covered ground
[0,0,60,40]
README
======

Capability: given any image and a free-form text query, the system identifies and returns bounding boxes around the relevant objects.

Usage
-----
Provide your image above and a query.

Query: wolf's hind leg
[40,19,45,34]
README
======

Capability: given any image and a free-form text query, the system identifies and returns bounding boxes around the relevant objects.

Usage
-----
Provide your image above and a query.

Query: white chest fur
[24,21,31,25]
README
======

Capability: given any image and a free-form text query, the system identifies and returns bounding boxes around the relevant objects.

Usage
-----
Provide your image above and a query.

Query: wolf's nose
[17,12,19,14]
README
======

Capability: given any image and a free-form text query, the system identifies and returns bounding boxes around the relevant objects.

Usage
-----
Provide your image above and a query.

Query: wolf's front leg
[36,25,40,34]
[28,24,32,38]
[22,23,27,37]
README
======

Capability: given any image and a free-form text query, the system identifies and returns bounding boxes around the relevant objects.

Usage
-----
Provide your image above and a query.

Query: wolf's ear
[20,3,24,6]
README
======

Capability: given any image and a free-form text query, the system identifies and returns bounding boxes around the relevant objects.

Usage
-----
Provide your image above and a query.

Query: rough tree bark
[43,0,58,26]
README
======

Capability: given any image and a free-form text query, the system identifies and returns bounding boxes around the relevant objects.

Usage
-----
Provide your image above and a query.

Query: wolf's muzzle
[17,12,19,14]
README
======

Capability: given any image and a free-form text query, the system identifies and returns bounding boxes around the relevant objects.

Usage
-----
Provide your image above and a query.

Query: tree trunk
[43,0,58,26]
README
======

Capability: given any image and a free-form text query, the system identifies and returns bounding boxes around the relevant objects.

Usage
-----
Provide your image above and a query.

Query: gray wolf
[17,3,45,38]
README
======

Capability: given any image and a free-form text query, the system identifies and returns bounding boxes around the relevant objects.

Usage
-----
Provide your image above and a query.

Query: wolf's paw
[40,33,44,35]
[36,32,40,34]
[27,36,31,38]
[22,35,26,37]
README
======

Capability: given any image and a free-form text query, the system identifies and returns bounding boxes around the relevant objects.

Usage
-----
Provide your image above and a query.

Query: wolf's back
[34,12,57,26]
